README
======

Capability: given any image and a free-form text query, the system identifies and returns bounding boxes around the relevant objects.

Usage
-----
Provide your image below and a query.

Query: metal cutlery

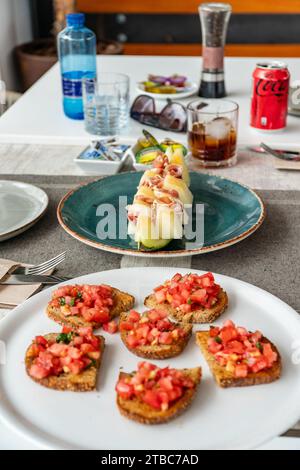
[0,274,70,285]
[12,251,66,275]
[248,144,300,161]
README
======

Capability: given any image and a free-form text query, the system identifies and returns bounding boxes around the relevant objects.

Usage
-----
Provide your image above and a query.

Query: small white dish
[74,142,134,175]
[136,82,198,100]
[0,180,48,242]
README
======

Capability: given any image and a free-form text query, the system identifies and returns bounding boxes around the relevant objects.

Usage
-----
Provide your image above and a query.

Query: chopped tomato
[115,380,134,399]
[119,309,187,349]
[154,290,166,304]
[235,364,248,378]
[119,321,133,331]
[151,272,221,314]
[159,332,173,345]
[115,362,197,411]
[62,325,73,334]
[209,327,220,337]
[103,320,118,334]
[49,284,114,324]
[128,310,140,322]
[29,364,49,380]
[35,335,48,347]
[207,320,278,378]
[143,390,161,410]
[28,327,102,381]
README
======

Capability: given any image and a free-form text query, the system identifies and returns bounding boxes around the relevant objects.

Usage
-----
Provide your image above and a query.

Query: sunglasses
[130,95,187,132]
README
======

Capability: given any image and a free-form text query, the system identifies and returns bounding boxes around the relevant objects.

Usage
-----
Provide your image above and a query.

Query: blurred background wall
[0,0,32,90]
[1,1,300,93]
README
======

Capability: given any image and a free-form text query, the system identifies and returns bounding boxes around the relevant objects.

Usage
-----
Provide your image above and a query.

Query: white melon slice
[169,148,190,186]
[163,174,193,205]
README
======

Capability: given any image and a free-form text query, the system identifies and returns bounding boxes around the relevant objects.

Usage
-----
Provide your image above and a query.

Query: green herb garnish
[86,358,97,369]
[215,336,222,344]
[76,291,82,299]
[59,297,66,306]
[56,332,73,344]
[256,341,263,352]
[187,298,192,305]
[70,297,75,307]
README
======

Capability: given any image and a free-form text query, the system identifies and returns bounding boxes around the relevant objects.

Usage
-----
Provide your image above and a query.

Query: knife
[0,274,68,285]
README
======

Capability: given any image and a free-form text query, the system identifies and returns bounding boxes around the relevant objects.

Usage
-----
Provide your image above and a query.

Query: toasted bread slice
[119,311,192,359]
[25,333,105,392]
[196,331,281,388]
[47,287,135,329]
[144,289,228,324]
[117,367,201,424]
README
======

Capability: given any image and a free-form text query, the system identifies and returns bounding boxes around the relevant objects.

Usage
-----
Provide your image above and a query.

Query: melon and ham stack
[127,146,193,250]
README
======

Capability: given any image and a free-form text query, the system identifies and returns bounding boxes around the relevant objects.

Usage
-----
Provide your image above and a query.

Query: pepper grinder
[198,3,232,98]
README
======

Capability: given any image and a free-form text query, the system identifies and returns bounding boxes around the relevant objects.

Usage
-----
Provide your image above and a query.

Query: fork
[12,252,67,276]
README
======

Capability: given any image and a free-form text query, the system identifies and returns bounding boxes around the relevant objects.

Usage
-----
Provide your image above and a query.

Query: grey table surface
[0,174,299,314]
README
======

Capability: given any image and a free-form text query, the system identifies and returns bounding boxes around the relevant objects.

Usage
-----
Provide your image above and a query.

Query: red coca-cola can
[250,61,290,131]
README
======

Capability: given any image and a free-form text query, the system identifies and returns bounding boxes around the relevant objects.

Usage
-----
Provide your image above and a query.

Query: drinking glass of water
[83,73,130,135]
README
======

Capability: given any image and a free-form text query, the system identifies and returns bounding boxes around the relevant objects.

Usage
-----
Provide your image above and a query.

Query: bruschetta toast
[25,326,105,391]
[196,320,281,388]
[116,361,201,424]
[119,309,192,359]
[145,272,228,323]
[46,284,134,329]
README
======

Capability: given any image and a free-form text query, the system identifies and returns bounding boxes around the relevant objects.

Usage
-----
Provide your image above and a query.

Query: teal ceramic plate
[57,172,265,257]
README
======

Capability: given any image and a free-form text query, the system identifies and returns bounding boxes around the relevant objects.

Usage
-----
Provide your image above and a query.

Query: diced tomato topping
[207,320,278,378]
[29,364,50,380]
[35,335,48,346]
[119,309,188,349]
[154,290,166,304]
[128,310,141,322]
[152,272,221,314]
[209,326,220,337]
[28,326,102,380]
[103,320,118,334]
[115,362,197,411]
[235,364,248,378]
[115,380,134,399]
[49,284,114,325]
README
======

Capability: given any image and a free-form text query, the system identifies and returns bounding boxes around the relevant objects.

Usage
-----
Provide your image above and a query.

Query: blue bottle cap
[66,13,85,27]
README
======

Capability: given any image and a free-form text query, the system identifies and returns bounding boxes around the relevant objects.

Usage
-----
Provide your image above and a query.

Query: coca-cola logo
[256,78,288,97]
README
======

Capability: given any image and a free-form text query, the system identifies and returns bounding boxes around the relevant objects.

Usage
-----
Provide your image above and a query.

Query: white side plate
[0,180,48,241]
[136,82,198,100]
[0,267,299,450]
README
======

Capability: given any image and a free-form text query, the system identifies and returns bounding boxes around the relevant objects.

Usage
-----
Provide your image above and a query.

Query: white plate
[136,82,198,100]
[0,180,48,241]
[0,267,299,450]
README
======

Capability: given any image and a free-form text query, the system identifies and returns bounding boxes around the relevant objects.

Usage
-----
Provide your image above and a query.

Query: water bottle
[57,13,97,120]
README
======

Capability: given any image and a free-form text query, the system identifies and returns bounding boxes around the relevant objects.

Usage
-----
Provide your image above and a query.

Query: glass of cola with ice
[187,99,238,167]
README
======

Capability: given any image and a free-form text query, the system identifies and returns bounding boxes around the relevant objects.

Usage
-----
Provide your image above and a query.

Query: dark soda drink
[187,99,239,168]
[188,119,237,162]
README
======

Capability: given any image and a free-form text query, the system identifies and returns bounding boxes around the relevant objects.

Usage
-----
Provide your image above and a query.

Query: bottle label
[62,78,82,98]
[202,47,224,71]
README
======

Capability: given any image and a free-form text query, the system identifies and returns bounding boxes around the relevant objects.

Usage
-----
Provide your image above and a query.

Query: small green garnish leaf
[256,341,263,352]
[187,298,192,305]
[76,291,82,299]
[56,332,73,344]
[215,336,222,344]
[70,297,75,307]
[59,297,66,306]
[86,358,97,369]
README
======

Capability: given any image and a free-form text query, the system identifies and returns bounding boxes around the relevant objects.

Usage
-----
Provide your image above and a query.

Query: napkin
[273,157,300,171]
[0,258,53,309]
